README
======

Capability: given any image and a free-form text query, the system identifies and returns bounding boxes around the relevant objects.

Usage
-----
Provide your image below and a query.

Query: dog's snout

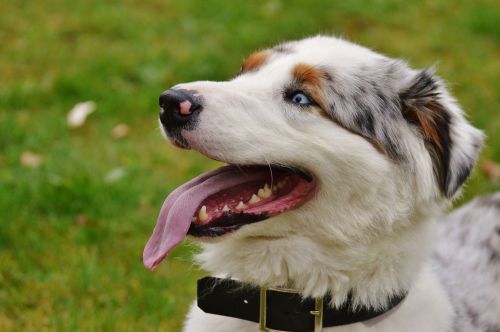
[159,89,202,131]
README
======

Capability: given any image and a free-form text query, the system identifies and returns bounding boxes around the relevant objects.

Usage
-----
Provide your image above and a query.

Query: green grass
[1,0,499,330]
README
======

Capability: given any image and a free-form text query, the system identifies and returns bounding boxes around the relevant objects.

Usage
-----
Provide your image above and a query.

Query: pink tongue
[143,166,268,270]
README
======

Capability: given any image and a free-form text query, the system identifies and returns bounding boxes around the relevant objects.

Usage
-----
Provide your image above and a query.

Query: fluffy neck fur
[196,205,439,310]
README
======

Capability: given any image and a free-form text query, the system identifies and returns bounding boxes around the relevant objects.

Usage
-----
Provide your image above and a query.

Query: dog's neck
[196,208,438,309]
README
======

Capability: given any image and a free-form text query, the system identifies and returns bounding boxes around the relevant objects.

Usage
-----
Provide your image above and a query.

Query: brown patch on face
[292,63,330,117]
[240,50,270,74]
[293,63,325,86]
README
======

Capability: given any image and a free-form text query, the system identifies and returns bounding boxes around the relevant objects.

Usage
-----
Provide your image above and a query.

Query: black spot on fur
[381,127,402,159]
[488,250,499,263]
[273,44,292,53]
[376,90,388,104]
[353,107,375,136]
[465,304,480,327]
[386,62,398,76]
[322,71,333,82]
[337,93,347,102]
[448,161,473,196]
[432,110,453,195]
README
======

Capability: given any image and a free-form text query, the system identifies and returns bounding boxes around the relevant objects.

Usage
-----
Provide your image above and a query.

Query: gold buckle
[259,286,323,332]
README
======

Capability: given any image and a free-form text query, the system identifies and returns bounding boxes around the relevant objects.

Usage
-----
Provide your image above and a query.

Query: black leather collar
[197,276,407,332]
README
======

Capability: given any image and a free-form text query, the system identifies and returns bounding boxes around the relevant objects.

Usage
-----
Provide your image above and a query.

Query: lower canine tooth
[236,201,246,209]
[222,205,230,212]
[248,194,260,204]
[198,205,208,222]
[258,184,272,199]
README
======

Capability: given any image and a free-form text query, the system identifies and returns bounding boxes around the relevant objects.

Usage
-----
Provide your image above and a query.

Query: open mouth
[143,164,317,270]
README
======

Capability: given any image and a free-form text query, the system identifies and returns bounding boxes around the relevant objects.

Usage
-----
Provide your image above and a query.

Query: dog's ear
[400,68,484,198]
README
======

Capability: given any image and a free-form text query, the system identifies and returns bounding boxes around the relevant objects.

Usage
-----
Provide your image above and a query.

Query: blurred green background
[1,0,499,331]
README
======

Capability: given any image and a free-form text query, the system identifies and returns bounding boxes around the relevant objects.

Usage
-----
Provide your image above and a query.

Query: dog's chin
[165,132,191,149]
[187,223,289,247]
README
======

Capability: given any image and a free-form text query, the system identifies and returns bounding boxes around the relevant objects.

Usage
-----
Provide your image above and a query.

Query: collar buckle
[259,286,323,332]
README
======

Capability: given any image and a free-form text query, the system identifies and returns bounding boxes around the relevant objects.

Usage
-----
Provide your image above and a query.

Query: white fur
[160,36,486,331]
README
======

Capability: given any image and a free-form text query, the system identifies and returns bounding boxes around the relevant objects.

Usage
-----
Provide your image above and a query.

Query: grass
[0,0,499,330]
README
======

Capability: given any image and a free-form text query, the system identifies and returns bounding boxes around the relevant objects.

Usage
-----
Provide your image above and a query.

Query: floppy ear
[400,69,484,198]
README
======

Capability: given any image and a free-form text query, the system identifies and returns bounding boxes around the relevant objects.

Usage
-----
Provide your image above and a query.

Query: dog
[143,36,500,331]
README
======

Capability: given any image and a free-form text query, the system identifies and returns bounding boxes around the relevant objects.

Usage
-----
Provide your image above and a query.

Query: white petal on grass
[67,101,96,128]
[48,173,64,186]
[481,160,500,184]
[111,123,130,139]
[104,167,127,183]
[20,151,43,168]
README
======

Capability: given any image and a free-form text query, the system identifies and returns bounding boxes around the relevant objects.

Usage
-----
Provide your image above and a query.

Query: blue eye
[291,92,312,105]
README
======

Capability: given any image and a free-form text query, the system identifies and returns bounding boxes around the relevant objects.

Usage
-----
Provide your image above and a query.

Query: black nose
[159,89,202,132]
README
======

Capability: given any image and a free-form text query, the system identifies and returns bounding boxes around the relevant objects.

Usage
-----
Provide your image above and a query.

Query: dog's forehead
[238,36,386,80]
[289,36,383,64]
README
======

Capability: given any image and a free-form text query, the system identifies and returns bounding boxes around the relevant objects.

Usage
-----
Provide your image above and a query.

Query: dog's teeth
[258,184,272,199]
[192,216,197,223]
[248,194,261,204]
[198,205,208,222]
[222,204,230,212]
[236,201,247,209]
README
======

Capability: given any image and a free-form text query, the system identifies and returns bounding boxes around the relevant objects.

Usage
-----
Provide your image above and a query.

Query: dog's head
[144,36,483,303]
